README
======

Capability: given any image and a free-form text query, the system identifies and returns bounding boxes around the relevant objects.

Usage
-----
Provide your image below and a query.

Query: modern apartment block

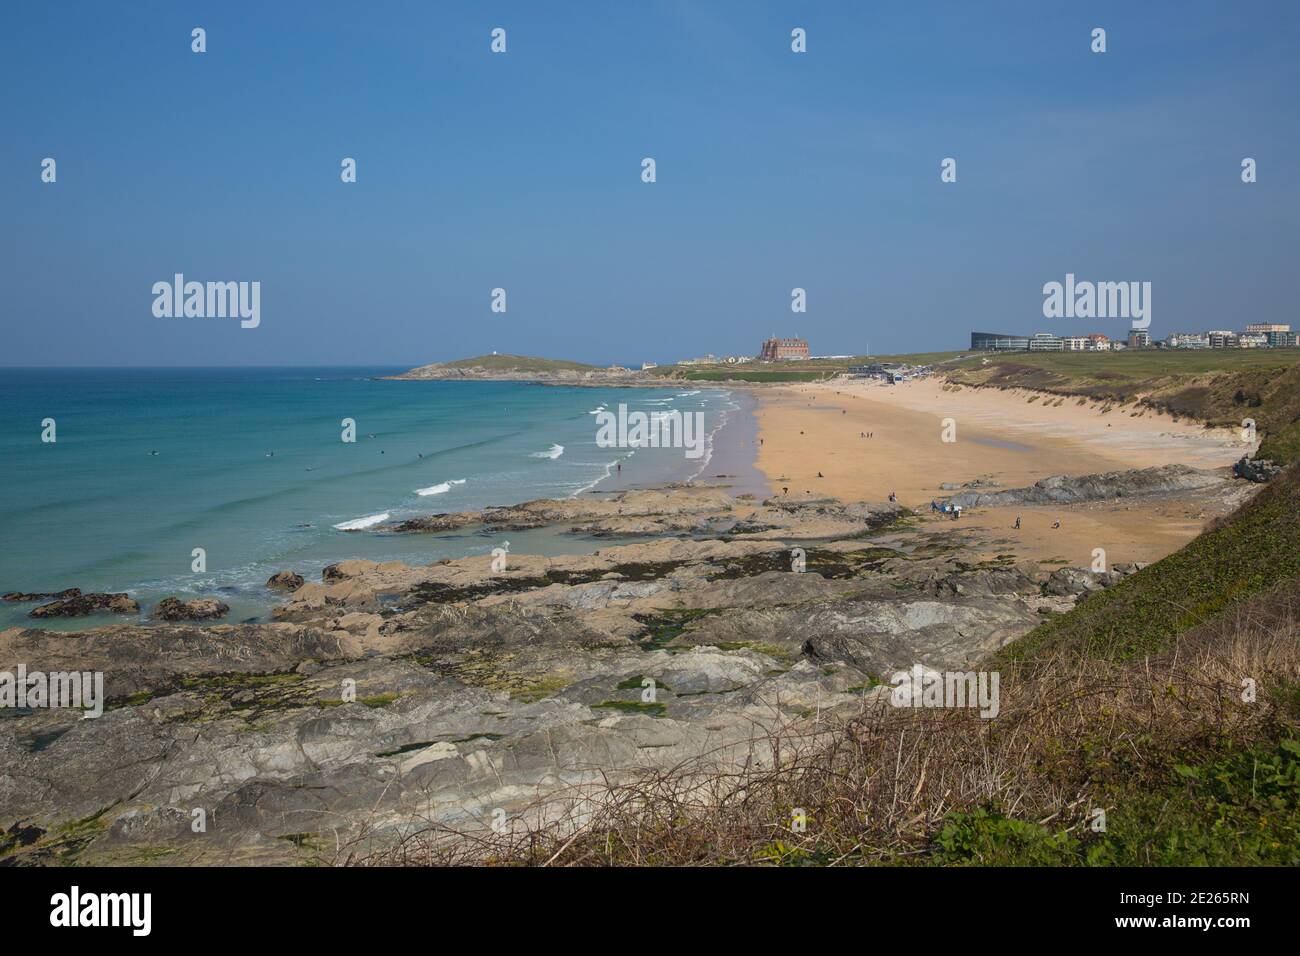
[970,332,1030,351]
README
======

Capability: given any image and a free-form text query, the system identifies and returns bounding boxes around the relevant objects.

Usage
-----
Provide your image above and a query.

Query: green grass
[615,674,672,691]
[648,350,972,382]
[928,739,1300,866]
[998,463,1300,665]
[591,699,668,717]
[949,347,1300,382]
[676,369,835,382]
[432,353,600,372]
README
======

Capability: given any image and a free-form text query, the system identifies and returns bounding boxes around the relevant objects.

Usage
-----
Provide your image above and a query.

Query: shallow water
[0,368,747,628]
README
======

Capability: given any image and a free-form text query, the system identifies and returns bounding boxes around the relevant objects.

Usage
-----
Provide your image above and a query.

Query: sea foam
[531,444,565,459]
[333,512,389,531]
[415,479,467,496]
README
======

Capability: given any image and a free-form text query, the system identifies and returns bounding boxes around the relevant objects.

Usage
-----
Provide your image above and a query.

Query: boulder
[29,592,139,618]
[946,465,1224,508]
[1042,567,1124,597]
[151,597,230,621]
[1234,456,1283,483]
[266,571,305,591]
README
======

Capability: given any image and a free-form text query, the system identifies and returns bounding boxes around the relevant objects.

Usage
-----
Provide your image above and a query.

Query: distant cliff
[385,353,656,385]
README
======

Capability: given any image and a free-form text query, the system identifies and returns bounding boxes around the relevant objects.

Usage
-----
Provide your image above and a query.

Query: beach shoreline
[585,387,770,500]
[752,376,1254,566]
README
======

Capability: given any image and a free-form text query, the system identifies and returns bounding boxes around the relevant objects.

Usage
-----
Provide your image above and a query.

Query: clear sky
[3,0,1297,367]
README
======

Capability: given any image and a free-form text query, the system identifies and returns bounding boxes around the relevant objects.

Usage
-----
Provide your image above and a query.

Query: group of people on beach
[930,499,964,520]
[927,501,1062,530]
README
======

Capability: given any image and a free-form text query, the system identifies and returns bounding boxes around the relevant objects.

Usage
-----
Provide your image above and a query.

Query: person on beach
[1052,519,1061,529]
[1014,515,1021,529]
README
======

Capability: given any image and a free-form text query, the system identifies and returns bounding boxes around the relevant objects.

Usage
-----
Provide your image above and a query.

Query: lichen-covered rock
[265,571,305,591]
[1042,567,1124,596]
[151,597,230,621]
[1234,456,1283,483]
[946,465,1225,508]
[2,588,81,602]
[28,592,138,618]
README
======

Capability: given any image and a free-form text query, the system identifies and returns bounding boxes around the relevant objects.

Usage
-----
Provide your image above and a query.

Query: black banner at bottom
[0,865,1280,941]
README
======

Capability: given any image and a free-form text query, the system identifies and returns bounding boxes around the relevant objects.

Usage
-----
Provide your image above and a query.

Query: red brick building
[758,336,810,361]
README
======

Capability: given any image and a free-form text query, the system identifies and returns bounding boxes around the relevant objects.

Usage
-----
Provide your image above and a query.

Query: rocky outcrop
[1234,456,1283,483]
[380,487,905,543]
[151,597,230,621]
[265,571,305,591]
[944,465,1225,509]
[2,588,81,602]
[28,592,139,618]
[385,513,483,533]
[386,357,656,387]
[0,486,1144,866]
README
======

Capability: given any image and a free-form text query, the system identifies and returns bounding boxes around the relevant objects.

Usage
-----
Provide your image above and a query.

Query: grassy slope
[946,349,1300,463]
[948,464,1300,866]
[648,351,973,382]
[998,463,1300,666]
[433,354,600,372]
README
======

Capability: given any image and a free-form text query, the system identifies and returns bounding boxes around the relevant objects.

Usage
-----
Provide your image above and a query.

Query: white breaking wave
[677,390,701,397]
[531,444,565,459]
[333,512,389,531]
[415,478,467,496]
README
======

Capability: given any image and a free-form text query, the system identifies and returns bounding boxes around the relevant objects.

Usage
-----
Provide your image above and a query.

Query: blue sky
[2,0,1297,366]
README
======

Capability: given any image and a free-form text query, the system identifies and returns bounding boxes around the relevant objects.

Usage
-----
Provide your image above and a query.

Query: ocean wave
[333,512,390,531]
[677,390,701,397]
[531,444,565,459]
[415,478,467,496]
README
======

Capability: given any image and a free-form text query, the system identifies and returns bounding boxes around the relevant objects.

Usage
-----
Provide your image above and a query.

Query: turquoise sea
[0,368,755,629]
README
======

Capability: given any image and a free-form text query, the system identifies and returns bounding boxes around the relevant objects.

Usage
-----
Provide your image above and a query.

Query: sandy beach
[754,377,1254,566]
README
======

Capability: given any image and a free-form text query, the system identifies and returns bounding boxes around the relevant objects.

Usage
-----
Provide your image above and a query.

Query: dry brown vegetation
[346,581,1300,867]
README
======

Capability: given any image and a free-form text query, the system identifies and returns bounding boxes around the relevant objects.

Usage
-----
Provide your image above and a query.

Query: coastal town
[971,323,1298,352]
[657,323,1298,376]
